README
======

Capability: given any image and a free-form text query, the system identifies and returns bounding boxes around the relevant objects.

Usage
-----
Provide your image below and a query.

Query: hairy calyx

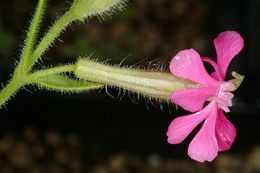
[74,59,201,100]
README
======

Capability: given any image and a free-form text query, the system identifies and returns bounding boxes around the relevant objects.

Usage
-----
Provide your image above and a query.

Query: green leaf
[31,73,103,91]
[20,0,48,74]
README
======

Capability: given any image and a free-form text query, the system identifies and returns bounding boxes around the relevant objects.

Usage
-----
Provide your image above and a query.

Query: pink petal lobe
[170,49,218,87]
[167,101,217,145]
[216,110,236,151]
[214,31,244,78]
[171,87,217,112]
[202,57,223,80]
[188,101,219,162]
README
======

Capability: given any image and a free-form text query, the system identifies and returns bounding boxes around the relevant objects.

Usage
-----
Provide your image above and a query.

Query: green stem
[20,0,47,75]
[25,11,75,73]
[0,76,24,109]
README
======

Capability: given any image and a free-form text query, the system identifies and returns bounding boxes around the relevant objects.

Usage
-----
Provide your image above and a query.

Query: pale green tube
[74,59,201,100]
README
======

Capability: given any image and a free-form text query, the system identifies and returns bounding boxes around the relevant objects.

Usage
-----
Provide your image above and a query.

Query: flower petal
[188,101,219,162]
[216,110,236,151]
[214,31,244,78]
[202,57,223,81]
[171,87,217,112]
[170,49,218,87]
[211,72,219,80]
[167,100,217,145]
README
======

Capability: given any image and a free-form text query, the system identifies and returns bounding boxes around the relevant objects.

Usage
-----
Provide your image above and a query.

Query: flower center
[216,82,234,112]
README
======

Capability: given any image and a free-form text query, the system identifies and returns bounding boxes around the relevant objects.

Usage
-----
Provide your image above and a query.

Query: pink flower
[166,31,244,162]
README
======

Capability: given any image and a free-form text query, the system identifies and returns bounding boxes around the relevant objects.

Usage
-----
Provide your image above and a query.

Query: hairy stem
[25,11,74,73]
[0,76,24,109]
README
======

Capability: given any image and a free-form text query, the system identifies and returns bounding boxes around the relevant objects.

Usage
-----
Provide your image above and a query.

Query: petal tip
[214,31,244,78]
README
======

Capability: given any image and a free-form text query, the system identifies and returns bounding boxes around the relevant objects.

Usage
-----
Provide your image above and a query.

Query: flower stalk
[0,67,28,108]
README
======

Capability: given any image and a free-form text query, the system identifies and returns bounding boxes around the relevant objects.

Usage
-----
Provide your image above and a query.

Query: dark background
[0,0,259,172]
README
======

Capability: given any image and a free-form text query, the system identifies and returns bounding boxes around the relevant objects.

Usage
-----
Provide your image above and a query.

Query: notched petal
[187,101,219,162]
[170,49,218,87]
[167,101,218,147]
[170,87,217,112]
[216,110,236,151]
[167,111,206,144]
[214,31,244,78]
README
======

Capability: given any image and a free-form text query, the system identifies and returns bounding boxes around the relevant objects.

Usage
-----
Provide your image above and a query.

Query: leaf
[31,73,103,91]
[20,0,48,74]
